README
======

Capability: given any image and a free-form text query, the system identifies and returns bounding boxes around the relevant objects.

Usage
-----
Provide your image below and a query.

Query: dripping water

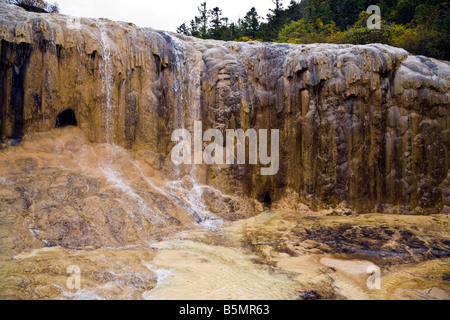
[95,20,114,144]
[162,32,222,229]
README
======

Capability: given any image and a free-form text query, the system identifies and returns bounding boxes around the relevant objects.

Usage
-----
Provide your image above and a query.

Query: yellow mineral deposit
[0,2,449,300]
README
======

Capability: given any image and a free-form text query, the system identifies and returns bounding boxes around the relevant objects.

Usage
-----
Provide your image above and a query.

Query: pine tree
[176,23,189,35]
[264,0,288,40]
[209,7,223,39]
[197,2,209,39]
[242,7,261,39]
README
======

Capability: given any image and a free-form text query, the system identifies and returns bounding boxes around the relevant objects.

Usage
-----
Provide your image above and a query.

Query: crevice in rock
[1,41,33,144]
[88,50,97,60]
[55,109,77,128]
[153,53,167,74]
[0,42,6,146]
[258,190,273,210]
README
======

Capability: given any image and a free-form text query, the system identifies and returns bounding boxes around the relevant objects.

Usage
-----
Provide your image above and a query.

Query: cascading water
[78,27,222,230]
[89,23,183,229]
[162,32,223,230]
[2,3,449,300]
[96,20,114,144]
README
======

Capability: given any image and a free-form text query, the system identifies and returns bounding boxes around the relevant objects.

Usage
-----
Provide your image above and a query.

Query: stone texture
[0,126,258,256]
[0,128,200,255]
[0,2,449,214]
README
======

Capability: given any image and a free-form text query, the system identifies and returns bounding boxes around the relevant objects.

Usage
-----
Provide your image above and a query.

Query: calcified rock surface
[0,4,450,300]
[1,3,449,214]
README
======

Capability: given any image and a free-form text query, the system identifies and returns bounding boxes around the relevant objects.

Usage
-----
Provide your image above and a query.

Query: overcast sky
[54,0,277,32]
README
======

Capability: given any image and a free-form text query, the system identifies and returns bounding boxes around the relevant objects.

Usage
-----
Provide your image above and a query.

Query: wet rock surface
[239,211,450,267]
[0,2,449,213]
[0,247,157,300]
[0,3,449,301]
[0,127,257,256]
[295,218,450,264]
[233,211,450,300]
[0,128,198,256]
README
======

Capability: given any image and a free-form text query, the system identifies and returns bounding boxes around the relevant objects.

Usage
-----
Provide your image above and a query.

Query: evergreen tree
[209,7,224,39]
[264,0,289,40]
[175,0,449,60]
[197,2,209,39]
[286,0,303,22]
[177,23,189,35]
[241,7,261,39]
[190,19,200,37]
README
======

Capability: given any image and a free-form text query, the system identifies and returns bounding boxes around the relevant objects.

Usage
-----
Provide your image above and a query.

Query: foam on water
[0,176,12,185]
[142,264,174,300]
[61,288,107,301]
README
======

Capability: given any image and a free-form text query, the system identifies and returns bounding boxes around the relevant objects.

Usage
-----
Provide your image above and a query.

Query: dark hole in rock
[262,191,272,210]
[89,50,97,60]
[56,109,77,128]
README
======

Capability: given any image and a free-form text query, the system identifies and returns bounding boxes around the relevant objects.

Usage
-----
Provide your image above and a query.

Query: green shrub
[278,18,339,44]
[7,0,59,13]
[278,8,449,60]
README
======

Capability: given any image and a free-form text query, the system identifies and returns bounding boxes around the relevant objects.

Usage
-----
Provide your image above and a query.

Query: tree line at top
[176,0,450,61]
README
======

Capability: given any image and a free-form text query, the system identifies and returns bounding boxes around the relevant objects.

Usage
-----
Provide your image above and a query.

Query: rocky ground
[1,206,449,300]
[0,247,157,300]
[229,211,450,300]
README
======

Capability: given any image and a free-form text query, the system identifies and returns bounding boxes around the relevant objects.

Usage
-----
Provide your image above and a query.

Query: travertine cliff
[1,2,449,214]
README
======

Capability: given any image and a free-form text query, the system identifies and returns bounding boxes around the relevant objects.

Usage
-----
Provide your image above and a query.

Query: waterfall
[96,20,114,144]
[79,24,223,231]
[163,33,222,230]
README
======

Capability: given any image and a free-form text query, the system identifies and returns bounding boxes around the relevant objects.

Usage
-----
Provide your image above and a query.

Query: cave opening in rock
[263,191,272,210]
[55,109,77,128]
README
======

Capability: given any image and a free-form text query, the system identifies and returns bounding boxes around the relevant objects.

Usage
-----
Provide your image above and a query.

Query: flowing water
[143,239,298,300]
[162,32,222,228]
[96,19,115,144]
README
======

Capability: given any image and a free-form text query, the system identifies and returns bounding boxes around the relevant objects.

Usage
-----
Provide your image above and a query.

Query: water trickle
[166,177,223,230]
[99,165,167,226]
[96,20,114,144]
[164,32,186,181]
[163,33,222,229]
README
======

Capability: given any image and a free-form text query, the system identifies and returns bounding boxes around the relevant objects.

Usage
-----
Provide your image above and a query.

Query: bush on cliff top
[7,0,59,14]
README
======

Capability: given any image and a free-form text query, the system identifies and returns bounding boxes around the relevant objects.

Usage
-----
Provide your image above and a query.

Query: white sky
[54,0,276,32]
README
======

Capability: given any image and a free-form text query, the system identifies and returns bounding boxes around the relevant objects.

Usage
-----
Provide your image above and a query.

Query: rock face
[1,2,449,214]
